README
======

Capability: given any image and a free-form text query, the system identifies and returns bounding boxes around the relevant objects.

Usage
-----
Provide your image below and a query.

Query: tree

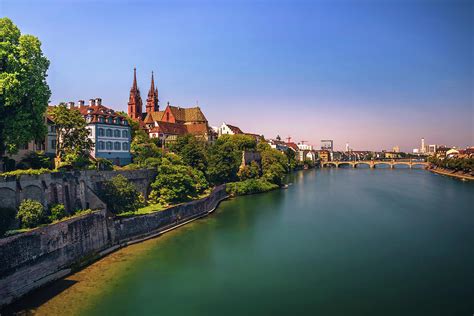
[17,199,46,228]
[130,129,161,165]
[19,151,51,169]
[207,141,240,185]
[98,175,144,214]
[149,158,209,205]
[258,142,287,186]
[0,18,51,156]
[48,104,94,168]
[238,161,261,180]
[170,134,207,172]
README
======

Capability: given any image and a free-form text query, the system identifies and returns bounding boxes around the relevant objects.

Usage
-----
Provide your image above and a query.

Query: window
[50,125,56,133]
[123,120,128,125]
[106,141,112,150]
[98,141,104,150]
[108,118,113,123]
[51,140,57,150]
[122,130,128,138]
[86,115,92,123]
[114,142,121,150]
[99,117,104,123]
[122,142,129,150]
[114,130,121,137]
[106,129,112,137]
[98,128,104,136]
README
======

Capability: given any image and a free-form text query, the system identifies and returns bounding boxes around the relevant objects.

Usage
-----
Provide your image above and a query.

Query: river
[9,169,474,315]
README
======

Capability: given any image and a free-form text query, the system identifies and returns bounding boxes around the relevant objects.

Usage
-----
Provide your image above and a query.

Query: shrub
[0,168,52,178]
[94,158,114,171]
[20,151,52,169]
[226,179,278,196]
[98,175,144,214]
[17,199,46,229]
[0,207,16,237]
[49,204,67,222]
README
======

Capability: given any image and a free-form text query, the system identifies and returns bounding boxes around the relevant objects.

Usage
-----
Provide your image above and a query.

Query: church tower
[146,71,159,113]
[128,67,143,120]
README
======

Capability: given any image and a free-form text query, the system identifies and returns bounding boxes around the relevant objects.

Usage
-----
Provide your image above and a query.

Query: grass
[116,204,166,217]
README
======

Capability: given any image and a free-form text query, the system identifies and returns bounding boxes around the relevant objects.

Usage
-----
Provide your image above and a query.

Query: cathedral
[127,68,215,143]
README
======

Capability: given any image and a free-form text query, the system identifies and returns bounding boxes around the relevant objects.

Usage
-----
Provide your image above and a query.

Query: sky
[2,0,473,151]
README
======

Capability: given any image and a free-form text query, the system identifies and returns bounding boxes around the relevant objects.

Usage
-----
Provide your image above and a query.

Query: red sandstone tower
[146,71,159,113]
[128,67,143,120]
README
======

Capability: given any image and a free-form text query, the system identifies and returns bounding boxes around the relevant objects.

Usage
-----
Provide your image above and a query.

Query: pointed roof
[148,71,155,97]
[132,67,138,91]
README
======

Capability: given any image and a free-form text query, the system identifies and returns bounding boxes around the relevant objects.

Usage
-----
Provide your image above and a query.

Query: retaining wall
[0,185,227,307]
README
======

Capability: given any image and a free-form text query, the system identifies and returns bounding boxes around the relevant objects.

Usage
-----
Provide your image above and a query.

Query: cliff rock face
[0,184,227,307]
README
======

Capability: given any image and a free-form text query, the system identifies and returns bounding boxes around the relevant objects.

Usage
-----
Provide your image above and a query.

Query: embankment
[0,185,228,308]
[429,167,474,181]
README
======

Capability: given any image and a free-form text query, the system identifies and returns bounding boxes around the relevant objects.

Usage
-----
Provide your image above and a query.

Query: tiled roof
[286,142,299,151]
[226,124,243,134]
[144,111,164,124]
[186,123,209,135]
[169,106,207,123]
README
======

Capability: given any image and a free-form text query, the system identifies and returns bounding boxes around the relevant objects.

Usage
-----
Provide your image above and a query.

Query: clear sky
[2,0,473,151]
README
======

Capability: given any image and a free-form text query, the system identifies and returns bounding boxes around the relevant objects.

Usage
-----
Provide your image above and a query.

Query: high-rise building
[321,140,333,152]
[392,145,400,153]
[345,142,349,152]
[421,138,426,153]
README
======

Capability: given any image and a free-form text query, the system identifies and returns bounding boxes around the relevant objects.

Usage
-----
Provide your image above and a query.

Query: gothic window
[114,142,121,150]
[122,142,129,150]
[106,141,112,150]
[106,129,112,137]
[114,130,120,137]
[122,130,128,138]
[98,128,104,136]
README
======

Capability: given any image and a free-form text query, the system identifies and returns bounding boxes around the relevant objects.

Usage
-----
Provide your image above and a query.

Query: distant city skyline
[2,0,473,151]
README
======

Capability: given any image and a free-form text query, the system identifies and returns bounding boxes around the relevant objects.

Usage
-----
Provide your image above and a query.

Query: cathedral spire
[146,71,159,113]
[128,67,143,120]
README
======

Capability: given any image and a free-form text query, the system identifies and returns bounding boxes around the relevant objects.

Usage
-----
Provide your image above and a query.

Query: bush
[0,168,52,178]
[17,199,46,229]
[226,179,278,196]
[20,151,52,169]
[98,175,144,214]
[49,204,67,222]
[95,158,114,171]
[0,207,16,237]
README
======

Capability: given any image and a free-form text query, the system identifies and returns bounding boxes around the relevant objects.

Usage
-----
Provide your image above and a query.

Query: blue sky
[2,0,473,151]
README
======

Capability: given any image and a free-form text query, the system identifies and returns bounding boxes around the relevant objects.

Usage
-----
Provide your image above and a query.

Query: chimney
[67,101,75,109]
[95,98,102,106]
[78,100,85,107]
[89,99,94,106]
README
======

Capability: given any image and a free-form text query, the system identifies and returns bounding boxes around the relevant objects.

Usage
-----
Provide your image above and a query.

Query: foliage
[0,18,51,156]
[98,175,144,214]
[226,179,278,196]
[170,134,207,172]
[0,168,51,178]
[429,157,474,173]
[19,151,52,169]
[130,130,161,165]
[285,148,297,171]
[238,161,261,180]
[0,207,16,237]
[94,158,114,171]
[258,142,288,186]
[207,140,240,185]
[48,104,94,168]
[149,158,209,205]
[17,199,46,228]
[48,203,67,222]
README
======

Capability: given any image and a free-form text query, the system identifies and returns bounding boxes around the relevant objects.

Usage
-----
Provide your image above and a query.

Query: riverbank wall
[429,167,474,181]
[0,185,228,308]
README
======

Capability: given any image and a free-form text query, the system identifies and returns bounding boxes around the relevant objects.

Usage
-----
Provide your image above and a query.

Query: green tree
[170,134,207,172]
[130,129,161,165]
[98,175,144,214]
[19,151,51,169]
[258,142,287,185]
[207,141,240,185]
[48,104,94,168]
[238,161,261,180]
[17,199,46,228]
[0,18,51,157]
[149,158,209,205]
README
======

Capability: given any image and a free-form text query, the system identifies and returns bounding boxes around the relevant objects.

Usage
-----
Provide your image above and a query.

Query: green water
[45,170,474,315]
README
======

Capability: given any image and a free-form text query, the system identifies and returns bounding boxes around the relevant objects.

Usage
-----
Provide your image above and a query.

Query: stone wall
[0,169,157,212]
[0,185,227,307]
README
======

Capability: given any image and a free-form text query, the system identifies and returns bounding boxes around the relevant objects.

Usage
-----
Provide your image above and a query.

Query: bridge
[320,159,429,169]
